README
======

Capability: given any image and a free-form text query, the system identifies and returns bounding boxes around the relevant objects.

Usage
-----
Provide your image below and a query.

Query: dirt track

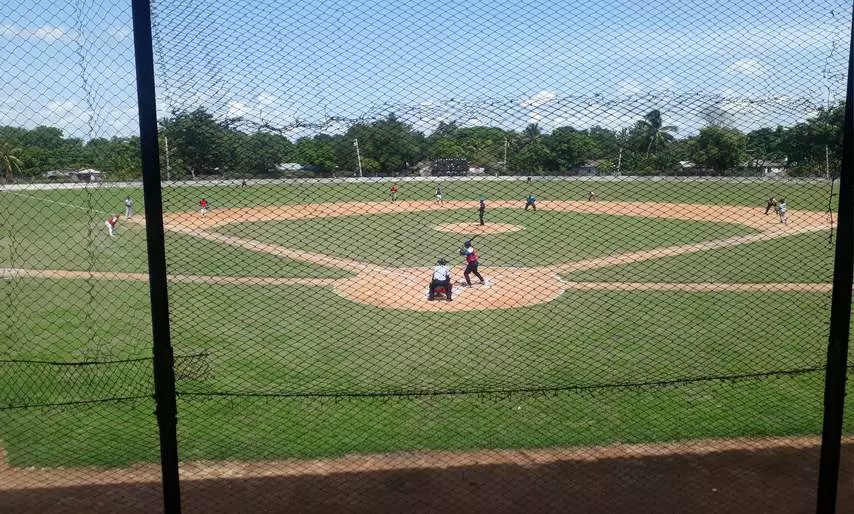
[2,437,852,513]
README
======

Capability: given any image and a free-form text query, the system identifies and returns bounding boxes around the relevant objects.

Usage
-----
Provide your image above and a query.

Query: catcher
[428,257,452,301]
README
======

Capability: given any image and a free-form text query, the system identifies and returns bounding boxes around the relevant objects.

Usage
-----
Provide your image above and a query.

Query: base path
[120,201,836,311]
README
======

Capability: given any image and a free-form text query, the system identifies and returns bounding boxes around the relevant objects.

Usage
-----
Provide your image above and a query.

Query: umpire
[428,258,452,301]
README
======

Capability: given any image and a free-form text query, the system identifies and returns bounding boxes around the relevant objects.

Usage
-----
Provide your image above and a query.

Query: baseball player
[777,198,788,224]
[124,196,134,219]
[478,195,486,226]
[435,184,444,205]
[105,213,120,237]
[588,190,598,202]
[428,257,452,301]
[388,183,399,202]
[764,197,778,215]
[199,198,208,217]
[459,239,485,286]
[524,193,537,211]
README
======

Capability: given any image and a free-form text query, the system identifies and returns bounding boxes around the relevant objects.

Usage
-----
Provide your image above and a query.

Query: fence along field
[2,0,854,510]
[1,177,849,471]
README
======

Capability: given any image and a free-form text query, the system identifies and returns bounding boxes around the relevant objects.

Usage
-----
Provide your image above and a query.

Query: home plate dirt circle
[434,223,524,235]
[333,267,564,311]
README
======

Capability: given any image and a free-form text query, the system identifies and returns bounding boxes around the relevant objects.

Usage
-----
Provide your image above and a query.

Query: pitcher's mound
[434,223,523,235]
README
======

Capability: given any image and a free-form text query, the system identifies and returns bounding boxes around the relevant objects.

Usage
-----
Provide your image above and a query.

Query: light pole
[503,136,509,175]
[353,138,363,178]
[163,134,171,182]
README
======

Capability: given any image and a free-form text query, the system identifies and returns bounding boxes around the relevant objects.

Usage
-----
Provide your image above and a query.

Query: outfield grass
[565,230,834,283]
[0,193,349,278]
[0,180,841,469]
[1,277,836,466]
[217,209,756,268]
[4,177,836,212]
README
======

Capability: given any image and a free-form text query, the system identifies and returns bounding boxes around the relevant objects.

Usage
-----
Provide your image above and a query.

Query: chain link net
[2,0,854,511]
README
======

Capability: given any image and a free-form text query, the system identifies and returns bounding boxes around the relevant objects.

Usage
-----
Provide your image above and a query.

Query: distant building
[568,160,601,176]
[742,159,787,177]
[431,158,469,176]
[42,168,104,182]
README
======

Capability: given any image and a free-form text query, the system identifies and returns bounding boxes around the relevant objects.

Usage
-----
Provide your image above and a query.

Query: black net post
[131,0,182,511]
[817,5,854,513]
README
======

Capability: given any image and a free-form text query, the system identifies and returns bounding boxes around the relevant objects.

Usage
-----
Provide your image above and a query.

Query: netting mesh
[2,0,854,512]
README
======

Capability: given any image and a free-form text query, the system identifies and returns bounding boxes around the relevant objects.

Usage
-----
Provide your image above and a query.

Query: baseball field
[1,178,852,475]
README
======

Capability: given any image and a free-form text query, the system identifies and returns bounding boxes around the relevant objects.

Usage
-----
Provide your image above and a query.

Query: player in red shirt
[388,183,399,202]
[105,213,120,237]
[199,198,208,217]
[460,240,485,286]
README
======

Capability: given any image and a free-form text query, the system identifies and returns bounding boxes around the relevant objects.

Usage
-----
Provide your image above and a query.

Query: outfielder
[199,198,208,217]
[478,195,486,226]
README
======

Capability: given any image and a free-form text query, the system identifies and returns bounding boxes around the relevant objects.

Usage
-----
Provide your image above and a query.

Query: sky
[0,0,851,140]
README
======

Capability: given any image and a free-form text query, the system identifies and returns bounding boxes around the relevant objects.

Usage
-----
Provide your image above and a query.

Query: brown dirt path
[2,437,852,513]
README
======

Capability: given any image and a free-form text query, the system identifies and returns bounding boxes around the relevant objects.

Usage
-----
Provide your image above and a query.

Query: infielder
[524,193,537,211]
[199,198,208,217]
[478,195,486,226]
[435,184,444,205]
[105,213,120,237]
[124,196,134,219]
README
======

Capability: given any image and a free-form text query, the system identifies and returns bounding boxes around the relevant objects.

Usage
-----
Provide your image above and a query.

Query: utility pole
[164,135,171,182]
[503,137,509,175]
[353,138,363,178]
[827,144,831,179]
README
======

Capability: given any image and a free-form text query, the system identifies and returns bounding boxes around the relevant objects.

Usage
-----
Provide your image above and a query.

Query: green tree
[640,110,679,155]
[692,126,747,173]
[160,109,229,178]
[545,126,598,171]
[0,141,23,183]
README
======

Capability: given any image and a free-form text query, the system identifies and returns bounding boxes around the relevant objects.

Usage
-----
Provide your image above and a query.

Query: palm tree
[0,142,23,184]
[641,110,678,155]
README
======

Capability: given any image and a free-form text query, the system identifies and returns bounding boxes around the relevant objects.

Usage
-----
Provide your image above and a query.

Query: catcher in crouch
[460,240,485,286]
[428,257,453,301]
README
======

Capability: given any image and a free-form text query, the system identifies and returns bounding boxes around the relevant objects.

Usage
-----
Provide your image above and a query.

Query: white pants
[105,221,115,236]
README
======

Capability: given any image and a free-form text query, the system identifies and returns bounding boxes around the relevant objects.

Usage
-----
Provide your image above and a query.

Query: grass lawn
[0,192,349,278]
[565,230,834,283]
[4,177,836,212]
[217,209,757,268]
[1,278,835,466]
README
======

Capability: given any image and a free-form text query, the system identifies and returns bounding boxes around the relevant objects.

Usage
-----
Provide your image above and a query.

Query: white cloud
[617,80,642,96]
[226,101,249,118]
[725,58,767,76]
[108,27,132,41]
[520,90,557,108]
[257,92,277,106]
[0,24,76,43]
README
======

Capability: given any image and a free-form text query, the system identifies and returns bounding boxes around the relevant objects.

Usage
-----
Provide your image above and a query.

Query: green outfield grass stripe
[0,395,151,411]
[176,364,840,400]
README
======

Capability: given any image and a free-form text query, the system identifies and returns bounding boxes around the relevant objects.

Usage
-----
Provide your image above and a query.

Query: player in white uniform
[428,258,452,301]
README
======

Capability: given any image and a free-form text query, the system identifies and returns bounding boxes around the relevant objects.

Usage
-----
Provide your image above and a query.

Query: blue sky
[0,0,851,139]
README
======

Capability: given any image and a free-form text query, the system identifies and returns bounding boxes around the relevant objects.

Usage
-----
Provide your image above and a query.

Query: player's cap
[464,240,472,247]
[437,257,447,265]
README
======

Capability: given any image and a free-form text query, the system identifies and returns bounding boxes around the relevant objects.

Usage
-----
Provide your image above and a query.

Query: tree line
[0,102,844,182]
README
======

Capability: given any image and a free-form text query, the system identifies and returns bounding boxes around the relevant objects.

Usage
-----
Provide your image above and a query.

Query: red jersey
[107,216,119,227]
[200,199,208,208]
[465,247,478,264]
[390,185,398,193]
